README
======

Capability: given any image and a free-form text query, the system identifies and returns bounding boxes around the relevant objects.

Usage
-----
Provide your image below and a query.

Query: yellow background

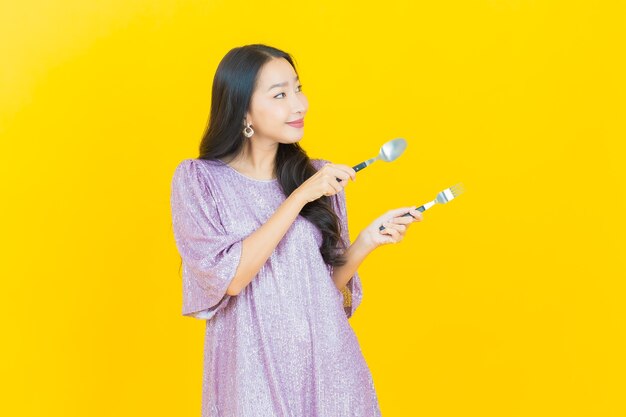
[2,0,625,416]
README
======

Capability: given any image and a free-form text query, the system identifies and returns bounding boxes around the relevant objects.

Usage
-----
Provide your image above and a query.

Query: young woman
[170,44,422,417]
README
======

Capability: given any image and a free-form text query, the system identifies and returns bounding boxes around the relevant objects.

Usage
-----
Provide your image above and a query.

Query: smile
[286,119,304,128]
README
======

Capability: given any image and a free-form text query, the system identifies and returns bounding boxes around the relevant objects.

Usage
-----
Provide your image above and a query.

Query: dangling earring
[243,123,254,138]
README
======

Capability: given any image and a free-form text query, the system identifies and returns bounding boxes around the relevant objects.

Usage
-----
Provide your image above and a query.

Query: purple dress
[170,158,382,417]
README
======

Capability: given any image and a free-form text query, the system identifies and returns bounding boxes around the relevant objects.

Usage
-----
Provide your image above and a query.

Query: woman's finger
[329,177,343,193]
[322,181,342,197]
[381,223,402,239]
[383,229,402,243]
[334,164,357,181]
[323,164,352,182]
[407,208,423,221]
[384,222,407,234]
[383,206,418,220]
[389,215,415,225]
[385,206,423,224]
[335,177,349,188]
[330,170,350,182]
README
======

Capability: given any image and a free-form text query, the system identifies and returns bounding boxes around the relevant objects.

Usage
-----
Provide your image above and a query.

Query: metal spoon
[354,137,407,172]
[336,137,408,181]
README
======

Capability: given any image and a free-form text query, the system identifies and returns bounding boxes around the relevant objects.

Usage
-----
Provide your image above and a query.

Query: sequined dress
[170,158,382,417]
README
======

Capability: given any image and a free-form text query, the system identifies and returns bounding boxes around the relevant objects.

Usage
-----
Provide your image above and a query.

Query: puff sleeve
[312,159,364,319]
[170,159,243,320]
[331,185,364,319]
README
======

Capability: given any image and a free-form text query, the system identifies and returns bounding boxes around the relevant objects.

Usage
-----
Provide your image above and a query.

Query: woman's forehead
[256,58,298,89]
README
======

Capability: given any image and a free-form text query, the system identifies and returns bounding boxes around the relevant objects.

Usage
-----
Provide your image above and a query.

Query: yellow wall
[2,1,625,416]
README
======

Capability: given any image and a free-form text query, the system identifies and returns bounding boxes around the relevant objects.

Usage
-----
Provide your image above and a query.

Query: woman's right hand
[293,163,356,203]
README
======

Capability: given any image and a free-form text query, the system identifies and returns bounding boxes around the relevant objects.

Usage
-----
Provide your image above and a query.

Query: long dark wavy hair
[197,44,347,267]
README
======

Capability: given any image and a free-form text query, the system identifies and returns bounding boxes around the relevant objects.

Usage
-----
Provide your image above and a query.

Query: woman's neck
[224,140,278,180]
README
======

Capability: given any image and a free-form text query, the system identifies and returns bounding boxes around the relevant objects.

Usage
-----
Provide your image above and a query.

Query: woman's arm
[226,192,306,295]
[226,163,356,296]
[331,206,423,290]
[331,235,374,290]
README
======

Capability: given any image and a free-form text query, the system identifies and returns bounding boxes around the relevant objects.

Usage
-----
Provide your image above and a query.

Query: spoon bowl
[334,137,408,182]
[352,137,407,172]
[379,138,407,163]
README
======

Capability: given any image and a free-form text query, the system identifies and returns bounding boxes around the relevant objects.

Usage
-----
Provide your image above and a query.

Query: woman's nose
[291,93,307,114]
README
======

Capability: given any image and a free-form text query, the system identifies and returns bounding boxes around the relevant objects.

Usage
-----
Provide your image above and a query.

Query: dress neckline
[214,159,278,183]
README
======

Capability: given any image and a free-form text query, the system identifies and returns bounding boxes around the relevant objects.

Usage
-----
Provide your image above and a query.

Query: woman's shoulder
[176,157,223,169]
[174,158,225,175]
[172,158,228,190]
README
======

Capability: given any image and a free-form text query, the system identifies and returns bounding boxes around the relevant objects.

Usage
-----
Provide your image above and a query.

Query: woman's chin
[280,135,304,144]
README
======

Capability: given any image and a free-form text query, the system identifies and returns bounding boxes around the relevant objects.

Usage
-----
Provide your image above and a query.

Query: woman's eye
[274,85,302,98]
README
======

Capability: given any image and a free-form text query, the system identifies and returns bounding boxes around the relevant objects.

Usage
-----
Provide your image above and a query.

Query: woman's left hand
[357,206,423,250]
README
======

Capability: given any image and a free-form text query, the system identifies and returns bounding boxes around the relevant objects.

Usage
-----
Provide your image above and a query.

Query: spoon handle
[353,162,367,172]
[335,162,368,182]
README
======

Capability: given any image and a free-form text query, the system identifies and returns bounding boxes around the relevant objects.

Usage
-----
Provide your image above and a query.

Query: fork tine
[449,183,465,197]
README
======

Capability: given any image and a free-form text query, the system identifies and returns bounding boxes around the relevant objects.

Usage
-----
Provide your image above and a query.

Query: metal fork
[379,183,465,231]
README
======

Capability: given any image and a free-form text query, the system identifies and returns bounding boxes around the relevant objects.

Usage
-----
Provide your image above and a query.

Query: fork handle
[378,202,432,231]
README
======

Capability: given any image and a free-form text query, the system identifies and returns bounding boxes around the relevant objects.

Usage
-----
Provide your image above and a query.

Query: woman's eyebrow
[267,76,300,91]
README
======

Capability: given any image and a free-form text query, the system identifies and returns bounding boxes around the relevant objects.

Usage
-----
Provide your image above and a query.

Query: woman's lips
[286,119,304,128]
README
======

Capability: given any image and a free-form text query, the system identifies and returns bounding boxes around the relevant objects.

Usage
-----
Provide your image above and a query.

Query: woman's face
[246,57,309,144]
